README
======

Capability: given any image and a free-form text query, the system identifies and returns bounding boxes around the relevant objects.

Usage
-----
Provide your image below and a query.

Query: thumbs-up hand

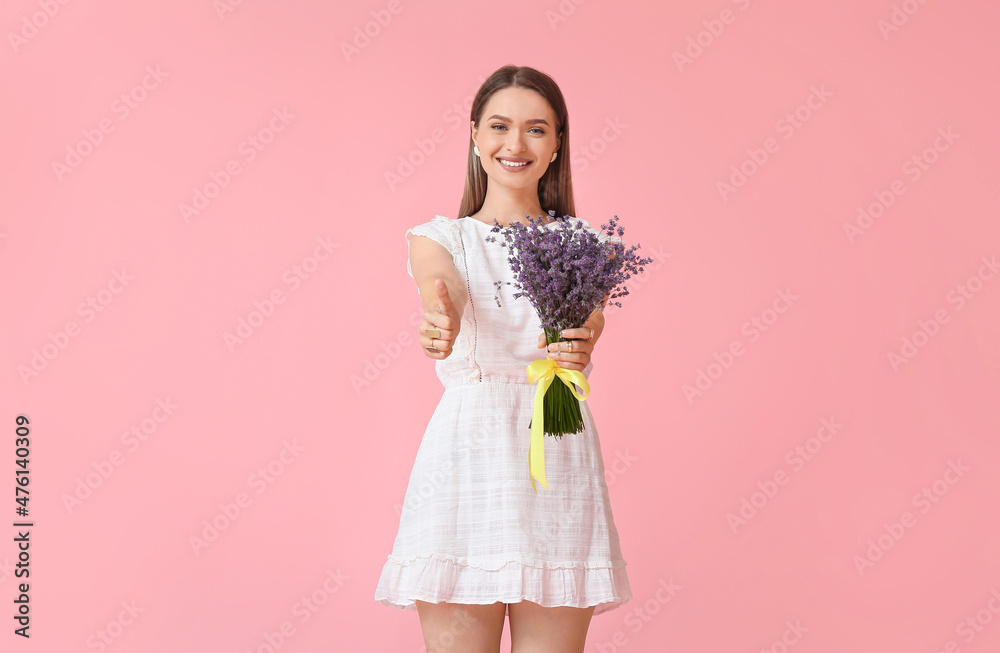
[420,278,462,359]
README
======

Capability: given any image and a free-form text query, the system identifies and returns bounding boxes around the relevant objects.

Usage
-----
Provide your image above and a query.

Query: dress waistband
[443,377,534,390]
[442,374,590,391]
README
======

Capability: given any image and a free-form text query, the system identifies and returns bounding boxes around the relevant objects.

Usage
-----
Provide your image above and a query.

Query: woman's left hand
[536,322,601,372]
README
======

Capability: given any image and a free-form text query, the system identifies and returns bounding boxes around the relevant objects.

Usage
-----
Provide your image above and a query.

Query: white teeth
[499,159,528,167]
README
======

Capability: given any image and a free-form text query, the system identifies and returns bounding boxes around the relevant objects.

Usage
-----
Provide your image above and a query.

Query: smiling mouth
[497,158,532,167]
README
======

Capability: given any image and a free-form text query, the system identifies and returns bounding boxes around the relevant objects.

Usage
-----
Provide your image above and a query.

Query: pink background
[2,1,999,651]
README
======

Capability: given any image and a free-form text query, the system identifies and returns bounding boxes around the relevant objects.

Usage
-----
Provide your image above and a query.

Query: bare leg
[508,600,596,653]
[414,600,507,653]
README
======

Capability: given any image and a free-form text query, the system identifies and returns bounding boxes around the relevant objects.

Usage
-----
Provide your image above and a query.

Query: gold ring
[426,328,441,339]
[567,340,573,353]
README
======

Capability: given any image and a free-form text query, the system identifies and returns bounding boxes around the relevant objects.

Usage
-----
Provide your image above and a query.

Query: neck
[475,191,547,227]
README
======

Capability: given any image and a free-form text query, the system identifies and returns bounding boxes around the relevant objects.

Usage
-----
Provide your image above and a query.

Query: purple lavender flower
[485,213,652,332]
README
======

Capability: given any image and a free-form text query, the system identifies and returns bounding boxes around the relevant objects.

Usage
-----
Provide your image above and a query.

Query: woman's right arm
[409,235,467,357]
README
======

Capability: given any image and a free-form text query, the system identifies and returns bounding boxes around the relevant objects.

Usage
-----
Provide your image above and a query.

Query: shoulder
[406,214,459,232]
[409,214,456,230]
[405,215,463,254]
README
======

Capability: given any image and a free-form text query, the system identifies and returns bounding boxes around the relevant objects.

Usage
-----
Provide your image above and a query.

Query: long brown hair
[457,65,576,221]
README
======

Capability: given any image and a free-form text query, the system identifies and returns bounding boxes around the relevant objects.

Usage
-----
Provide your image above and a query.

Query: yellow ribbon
[525,359,590,495]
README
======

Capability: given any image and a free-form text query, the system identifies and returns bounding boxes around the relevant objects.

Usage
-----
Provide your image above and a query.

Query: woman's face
[471,86,560,196]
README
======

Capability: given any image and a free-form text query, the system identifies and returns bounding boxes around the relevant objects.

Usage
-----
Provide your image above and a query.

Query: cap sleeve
[404,215,459,279]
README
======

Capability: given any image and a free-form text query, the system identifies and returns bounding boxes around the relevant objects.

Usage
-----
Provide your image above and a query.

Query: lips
[497,157,532,170]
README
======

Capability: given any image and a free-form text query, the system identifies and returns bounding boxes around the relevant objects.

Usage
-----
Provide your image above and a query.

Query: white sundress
[374,214,632,616]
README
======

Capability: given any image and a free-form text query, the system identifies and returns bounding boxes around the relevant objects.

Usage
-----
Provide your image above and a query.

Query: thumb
[434,278,454,311]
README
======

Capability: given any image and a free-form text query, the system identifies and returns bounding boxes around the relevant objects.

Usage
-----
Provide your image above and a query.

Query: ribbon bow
[525,358,590,495]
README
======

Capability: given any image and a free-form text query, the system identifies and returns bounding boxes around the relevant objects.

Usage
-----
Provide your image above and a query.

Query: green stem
[542,326,585,438]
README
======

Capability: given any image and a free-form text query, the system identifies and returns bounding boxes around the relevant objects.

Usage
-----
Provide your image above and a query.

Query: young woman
[375,64,632,653]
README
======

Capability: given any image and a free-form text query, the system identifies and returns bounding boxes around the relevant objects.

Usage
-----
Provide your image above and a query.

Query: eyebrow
[486,114,551,126]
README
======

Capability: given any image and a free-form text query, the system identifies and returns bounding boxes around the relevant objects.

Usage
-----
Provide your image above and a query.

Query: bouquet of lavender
[486,212,652,491]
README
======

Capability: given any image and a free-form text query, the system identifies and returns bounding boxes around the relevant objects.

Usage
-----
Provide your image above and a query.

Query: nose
[504,129,526,154]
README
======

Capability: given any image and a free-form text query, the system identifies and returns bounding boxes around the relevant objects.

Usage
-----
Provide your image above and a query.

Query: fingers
[546,342,592,358]
[420,322,454,355]
[418,311,458,340]
[538,326,594,347]
[558,326,594,340]
[532,325,599,370]
[423,346,449,360]
[545,337,593,372]
[421,334,451,358]
[546,336,594,354]
[420,333,451,355]
[546,350,588,371]
[420,320,454,342]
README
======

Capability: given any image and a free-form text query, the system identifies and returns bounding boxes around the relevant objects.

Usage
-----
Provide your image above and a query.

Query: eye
[490,124,546,134]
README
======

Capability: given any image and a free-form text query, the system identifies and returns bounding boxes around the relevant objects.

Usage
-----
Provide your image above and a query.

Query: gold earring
[550,151,558,162]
